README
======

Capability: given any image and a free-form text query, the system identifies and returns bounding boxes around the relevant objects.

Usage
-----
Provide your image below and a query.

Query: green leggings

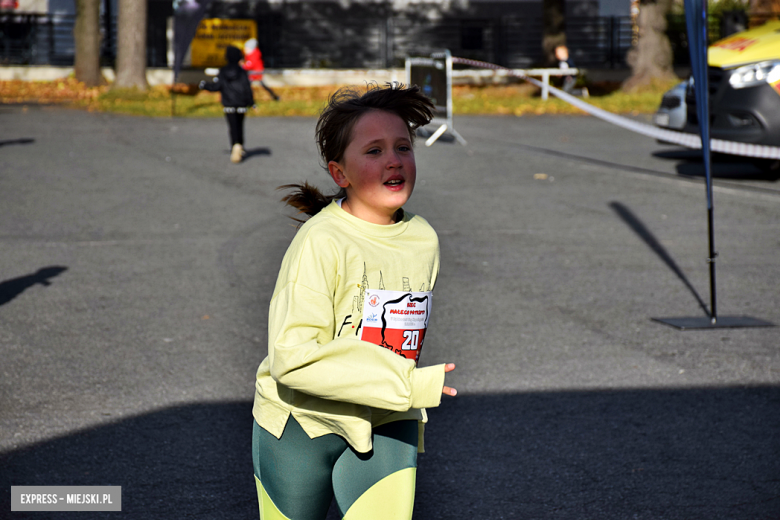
[252,417,418,520]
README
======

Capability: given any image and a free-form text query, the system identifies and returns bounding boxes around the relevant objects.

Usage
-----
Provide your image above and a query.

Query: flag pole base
[652,316,775,330]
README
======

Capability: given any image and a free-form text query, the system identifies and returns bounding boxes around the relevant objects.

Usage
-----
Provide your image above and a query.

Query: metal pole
[104,0,112,64]
[445,49,452,130]
[695,0,717,323]
[610,16,616,68]
[48,17,54,64]
[707,198,717,322]
[385,15,393,69]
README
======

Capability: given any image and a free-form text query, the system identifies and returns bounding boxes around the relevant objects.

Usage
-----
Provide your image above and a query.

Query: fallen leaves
[0,79,671,118]
[0,78,107,104]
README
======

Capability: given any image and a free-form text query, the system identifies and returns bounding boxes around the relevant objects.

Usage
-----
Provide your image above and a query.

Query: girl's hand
[443,363,457,397]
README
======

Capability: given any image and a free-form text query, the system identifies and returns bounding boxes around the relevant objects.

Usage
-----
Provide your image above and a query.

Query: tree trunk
[542,0,566,66]
[622,0,677,91]
[113,0,148,90]
[73,0,102,87]
[749,0,780,26]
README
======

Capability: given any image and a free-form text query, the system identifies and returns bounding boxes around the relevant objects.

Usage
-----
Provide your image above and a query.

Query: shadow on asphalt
[0,266,68,307]
[652,149,780,181]
[608,202,709,316]
[0,138,35,147]
[242,147,272,160]
[220,147,272,163]
[2,388,778,519]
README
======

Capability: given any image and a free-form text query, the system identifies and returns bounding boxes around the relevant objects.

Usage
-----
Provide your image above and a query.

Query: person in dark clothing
[555,45,576,94]
[199,46,255,163]
[554,45,589,98]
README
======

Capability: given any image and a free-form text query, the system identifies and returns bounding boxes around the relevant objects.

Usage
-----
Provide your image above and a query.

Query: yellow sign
[190,19,257,68]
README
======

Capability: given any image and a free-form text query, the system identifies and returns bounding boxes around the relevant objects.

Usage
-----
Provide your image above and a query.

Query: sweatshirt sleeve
[268,280,445,411]
[200,75,221,92]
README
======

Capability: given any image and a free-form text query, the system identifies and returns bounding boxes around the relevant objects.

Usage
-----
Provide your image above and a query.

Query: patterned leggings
[224,112,245,146]
[252,417,418,520]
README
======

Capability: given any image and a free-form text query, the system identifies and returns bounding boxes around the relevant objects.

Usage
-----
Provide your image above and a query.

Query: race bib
[360,289,432,364]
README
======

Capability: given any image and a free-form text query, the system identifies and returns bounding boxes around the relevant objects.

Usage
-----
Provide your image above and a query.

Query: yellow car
[685,21,780,149]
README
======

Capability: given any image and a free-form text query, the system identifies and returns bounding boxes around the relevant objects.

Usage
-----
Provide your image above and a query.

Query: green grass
[452,79,678,117]
[71,85,335,117]
[2,78,678,118]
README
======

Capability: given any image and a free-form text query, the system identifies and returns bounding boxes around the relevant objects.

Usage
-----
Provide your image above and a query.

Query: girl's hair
[279,83,435,219]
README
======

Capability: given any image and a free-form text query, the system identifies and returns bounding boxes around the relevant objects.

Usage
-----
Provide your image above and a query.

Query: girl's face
[328,110,416,225]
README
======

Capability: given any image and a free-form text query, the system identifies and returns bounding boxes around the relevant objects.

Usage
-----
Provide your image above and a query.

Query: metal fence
[255,12,631,69]
[1,13,79,65]
[567,16,634,69]
[1,10,632,70]
[0,12,156,67]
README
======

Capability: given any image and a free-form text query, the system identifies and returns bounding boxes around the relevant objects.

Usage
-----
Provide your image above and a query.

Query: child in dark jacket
[199,46,255,163]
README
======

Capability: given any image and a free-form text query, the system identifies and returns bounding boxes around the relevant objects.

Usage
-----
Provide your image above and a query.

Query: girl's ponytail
[278,182,345,221]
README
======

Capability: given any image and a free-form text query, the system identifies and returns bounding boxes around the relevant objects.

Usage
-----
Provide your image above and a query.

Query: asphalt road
[1,105,779,519]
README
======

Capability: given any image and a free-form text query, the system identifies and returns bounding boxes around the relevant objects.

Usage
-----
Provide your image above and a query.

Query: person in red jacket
[243,38,280,101]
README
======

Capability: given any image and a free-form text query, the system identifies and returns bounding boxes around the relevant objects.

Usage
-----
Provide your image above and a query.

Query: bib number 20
[402,330,420,350]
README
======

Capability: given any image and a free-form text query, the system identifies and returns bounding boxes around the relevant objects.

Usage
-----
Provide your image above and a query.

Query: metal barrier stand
[406,50,467,147]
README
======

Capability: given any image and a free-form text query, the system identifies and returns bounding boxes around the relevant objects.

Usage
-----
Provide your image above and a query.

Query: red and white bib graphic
[359,289,431,364]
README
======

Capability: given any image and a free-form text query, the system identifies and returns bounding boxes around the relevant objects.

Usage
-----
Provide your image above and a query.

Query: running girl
[251,83,456,520]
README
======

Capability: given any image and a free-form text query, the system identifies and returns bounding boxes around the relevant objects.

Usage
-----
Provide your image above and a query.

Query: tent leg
[450,128,468,146]
[425,124,448,147]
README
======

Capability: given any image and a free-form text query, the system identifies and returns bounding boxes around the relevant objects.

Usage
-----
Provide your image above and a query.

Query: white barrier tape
[451,57,780,160]
[450,68,581,78]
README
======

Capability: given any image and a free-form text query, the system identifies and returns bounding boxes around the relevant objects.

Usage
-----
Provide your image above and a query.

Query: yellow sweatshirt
[252,201,446,453]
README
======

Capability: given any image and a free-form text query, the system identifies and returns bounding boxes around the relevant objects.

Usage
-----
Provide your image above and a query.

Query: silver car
[653,80,689,130]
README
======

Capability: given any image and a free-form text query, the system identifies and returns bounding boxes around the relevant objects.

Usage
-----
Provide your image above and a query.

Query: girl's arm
[268,280,447,412]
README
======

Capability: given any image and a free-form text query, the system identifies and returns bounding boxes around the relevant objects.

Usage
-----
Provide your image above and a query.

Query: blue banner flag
[684,0,713,207]
[684,0,721,321]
